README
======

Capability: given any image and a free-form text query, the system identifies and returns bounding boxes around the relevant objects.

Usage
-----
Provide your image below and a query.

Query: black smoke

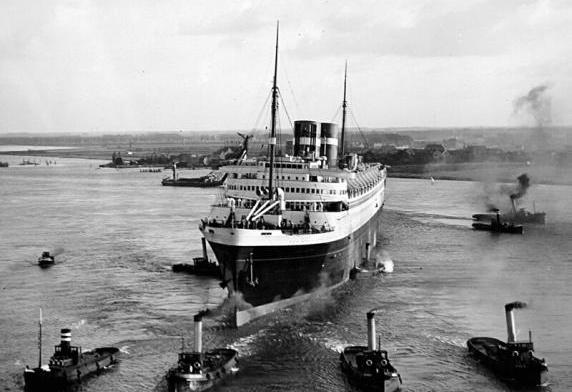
[510,173,530,200]
[483,173,531,211]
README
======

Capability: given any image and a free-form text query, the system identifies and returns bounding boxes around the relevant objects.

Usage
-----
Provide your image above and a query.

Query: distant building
[372,144,398,154]
[465,145,488,160]
[443,137,464,150]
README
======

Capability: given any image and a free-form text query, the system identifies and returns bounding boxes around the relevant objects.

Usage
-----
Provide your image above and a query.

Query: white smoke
[374,250,394,273]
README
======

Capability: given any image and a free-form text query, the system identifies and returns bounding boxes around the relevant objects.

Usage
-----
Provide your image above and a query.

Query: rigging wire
[277,87,294,130]
[280,54,301,118]
[344,76,369,151]
[349,108,370,150]
[251,89,273,133]
[330,104,342,124]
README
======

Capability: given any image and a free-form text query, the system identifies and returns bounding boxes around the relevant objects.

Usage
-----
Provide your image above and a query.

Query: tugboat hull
[472,222,523,234]
[24,347,119,390]
[38,251,55,267]
[38,258,55,267]
[172,257,221,278]
[467,337,548,386]
[166,348,238,392]
[340,346,401,392]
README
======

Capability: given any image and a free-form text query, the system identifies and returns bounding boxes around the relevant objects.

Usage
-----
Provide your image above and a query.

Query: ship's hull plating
[208,203,384,308]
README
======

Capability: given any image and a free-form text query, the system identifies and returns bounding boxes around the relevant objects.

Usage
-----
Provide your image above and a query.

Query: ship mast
[38,308,42,368]
[340,61,348,161]
[268,21,279,199]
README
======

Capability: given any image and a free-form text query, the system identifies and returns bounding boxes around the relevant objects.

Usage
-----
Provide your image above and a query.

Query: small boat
[349,265,385,280]
[172,240,221,278]
[162,164,227,187]
[467,301,548,386]
[166,310,239,392]
[340,310,402,392]
[20,159,39,166]
[472,221,523,234]
[38,251,55,267]
[472,212,523,234]
[172,258,220,277]
[24,311,119,390]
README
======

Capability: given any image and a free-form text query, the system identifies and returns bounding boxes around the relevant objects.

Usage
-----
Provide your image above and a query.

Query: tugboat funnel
[201,237,208,261]
[505,301,527,343]
[367,311,376,351]
[194,313,203,353]
[60,328,71,354]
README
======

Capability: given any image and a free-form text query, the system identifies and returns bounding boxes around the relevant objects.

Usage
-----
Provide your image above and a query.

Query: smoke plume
[51,247,65,256]
[513,85,552,127]
[298,272,338,321]
[510,173,530,200]
[211,292,253,319]
[484,173,531,211]
[505,301,527,312]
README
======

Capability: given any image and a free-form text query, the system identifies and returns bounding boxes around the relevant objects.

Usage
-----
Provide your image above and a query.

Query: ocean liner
[199,23,387,325]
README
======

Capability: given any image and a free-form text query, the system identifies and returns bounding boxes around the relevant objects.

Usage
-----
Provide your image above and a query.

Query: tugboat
[472,211,523,234]
[340,310,402,392]
[467,301,548,386]
[172,238,221,278]
[37,251,55,267]
[24,311,119,390]
[166,310,239,392]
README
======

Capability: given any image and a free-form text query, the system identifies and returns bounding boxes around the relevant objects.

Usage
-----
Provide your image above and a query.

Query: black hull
[473,213,546,225]
[472,222,523,234]
[166,348,238,392]
[208,206,384,308]
[172,262,221,278]
[162,179,224,187]
[467,337,548,386]
[24,347,119,391]
[162,173,226,187]
[340,346,401,392]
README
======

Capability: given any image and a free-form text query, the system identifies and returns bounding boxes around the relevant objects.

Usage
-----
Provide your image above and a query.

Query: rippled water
[1,157,571,391]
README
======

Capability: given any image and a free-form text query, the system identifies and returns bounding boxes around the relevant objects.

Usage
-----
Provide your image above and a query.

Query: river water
[0,155,570,391]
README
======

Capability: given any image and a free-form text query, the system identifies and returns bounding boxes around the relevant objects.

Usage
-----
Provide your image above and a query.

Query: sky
[1,0,572,134]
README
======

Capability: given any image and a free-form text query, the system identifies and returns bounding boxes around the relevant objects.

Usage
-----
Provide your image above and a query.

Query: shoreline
[2,148,571,186]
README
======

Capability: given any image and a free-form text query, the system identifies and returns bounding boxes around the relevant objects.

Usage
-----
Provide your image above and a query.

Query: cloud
[1,0,572,132]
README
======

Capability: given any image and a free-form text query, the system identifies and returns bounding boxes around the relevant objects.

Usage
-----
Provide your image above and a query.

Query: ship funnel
[510,198,517,215]
[60,328,71,353]
[294,121,319,158]
[194,310,209,353]
[505,301,527,343]
[319,122,338,166]
[201,237,208,261]
[367,311,376,350]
